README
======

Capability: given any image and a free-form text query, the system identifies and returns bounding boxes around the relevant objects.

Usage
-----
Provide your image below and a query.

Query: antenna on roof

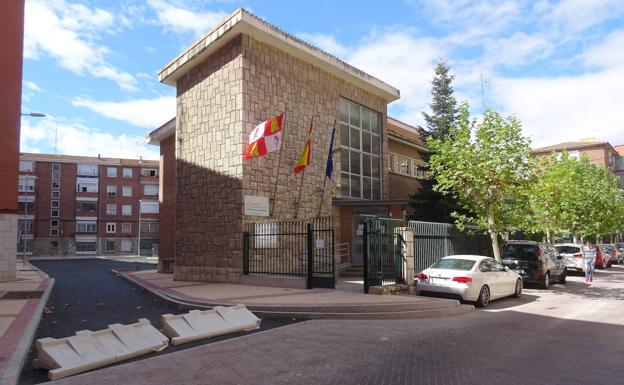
[480,71,488,113]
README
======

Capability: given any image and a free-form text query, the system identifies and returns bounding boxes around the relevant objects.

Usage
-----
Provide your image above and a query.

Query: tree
[428,104,533,261]
[408,60,463,223]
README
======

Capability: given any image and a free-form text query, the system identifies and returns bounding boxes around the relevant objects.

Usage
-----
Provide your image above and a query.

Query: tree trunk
[573,234,579,243]
[486,203,501,261]
[546,229,553,244]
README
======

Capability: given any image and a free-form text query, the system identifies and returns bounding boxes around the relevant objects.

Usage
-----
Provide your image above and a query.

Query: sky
[21,0,624,160]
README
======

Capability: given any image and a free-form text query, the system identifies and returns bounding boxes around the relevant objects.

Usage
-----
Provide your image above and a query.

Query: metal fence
[361,217,406,293]
[243,217,335,289]
[408,220,492,274]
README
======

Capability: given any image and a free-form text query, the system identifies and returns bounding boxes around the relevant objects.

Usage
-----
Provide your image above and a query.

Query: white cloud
[72,96,176,129]
[24,81,44,92]
[147,0,228,37]
[24,0,138,91]
[583,30,624,69]
[298,33,349,57]
[20,118,159,160]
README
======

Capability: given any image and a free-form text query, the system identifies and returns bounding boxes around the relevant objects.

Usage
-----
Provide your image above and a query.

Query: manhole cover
[1,291,44,299]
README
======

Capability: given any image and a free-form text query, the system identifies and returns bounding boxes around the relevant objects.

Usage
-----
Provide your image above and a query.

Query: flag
[293,118,314,174]
[243,114,284,160]
[325,124,336,178]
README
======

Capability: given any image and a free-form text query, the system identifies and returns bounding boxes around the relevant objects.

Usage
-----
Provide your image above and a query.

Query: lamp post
[137,199,143,257]
[20,112,59,154]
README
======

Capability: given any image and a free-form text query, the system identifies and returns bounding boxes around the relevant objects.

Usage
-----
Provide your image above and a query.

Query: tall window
[339,98,382,199]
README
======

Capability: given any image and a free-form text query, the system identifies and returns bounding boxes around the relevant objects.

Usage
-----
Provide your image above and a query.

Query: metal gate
[361,217,406,293]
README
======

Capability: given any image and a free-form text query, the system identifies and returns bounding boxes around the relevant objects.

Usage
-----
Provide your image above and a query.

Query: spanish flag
[243,114,284,160]
[293,118,314,174]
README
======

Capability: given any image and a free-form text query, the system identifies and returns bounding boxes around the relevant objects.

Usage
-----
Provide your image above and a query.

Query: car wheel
[560,271,567,284]
[512,279,522,298]
[476,286,490,307]
[608,261,612,268]
[540,272,550,289]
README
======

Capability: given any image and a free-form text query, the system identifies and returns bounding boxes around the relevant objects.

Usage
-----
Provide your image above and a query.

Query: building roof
[533,140,617,154]
[20,152,158,167]
[146,118,175,145]
[387,117,428,151]
[158,8,400,102]
[615,144,624,156]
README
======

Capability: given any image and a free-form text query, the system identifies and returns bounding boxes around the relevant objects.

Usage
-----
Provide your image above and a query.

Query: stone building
[147,8,426,282]
[17,153,160,256]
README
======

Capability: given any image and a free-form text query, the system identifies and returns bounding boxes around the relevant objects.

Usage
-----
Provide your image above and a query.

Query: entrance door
[120,240,133,252]
[351,207,389,265]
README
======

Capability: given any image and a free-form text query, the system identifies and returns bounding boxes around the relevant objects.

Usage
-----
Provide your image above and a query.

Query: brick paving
[47,267,624,385]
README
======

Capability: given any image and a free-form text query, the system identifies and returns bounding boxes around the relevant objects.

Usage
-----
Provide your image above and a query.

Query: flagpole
[317,120,336,218]
[294,168,306,219]
[270,114,286,217]
[316,176,327,218]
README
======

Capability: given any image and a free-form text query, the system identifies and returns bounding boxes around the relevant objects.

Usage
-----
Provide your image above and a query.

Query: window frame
[106,204,117,216]
[107,167,118,178]
[50,209,59,218]
[107,185,117,196]
[122,186,132,197]
[121,222,132,233]
[106,222,117,234]
[122,204,132,216]
[122,168,133,178]
[143,184,158,196]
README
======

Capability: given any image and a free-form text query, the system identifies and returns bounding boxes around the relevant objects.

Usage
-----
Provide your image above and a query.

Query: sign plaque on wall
[244,195,270,217]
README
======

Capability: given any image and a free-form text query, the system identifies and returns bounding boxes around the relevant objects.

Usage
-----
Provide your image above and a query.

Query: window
[122,204,132,216]
[76,221,97,233]
[52,172,60,181]
[139,200,159,214]
[50,228,59,237]
[143,185,158,196]
[51,190,60,199]
[105,241,116,252]
[107,167,117,177]
[50,219,59,228]
[50,241,59,249]
[339,98,382,199]
[17,240,33,253]
[52,163,61,171]
[122,186,132,197]
[18,220,33,233]
[17,202,35,212]
[51,200,59,208]
[121,223,132,233]
[52,181,60,189]
[107,186,117,196]
[19,160,34,172]
[123,168,133,178]
[18,176,36,192]
[76,177,98,193]
[76,242,97,252]
[106,204,117,215]
[141,168,159,177]
[140,221,159,233]
[50,209,59,217]
[77,164,98,176]
[106,223,116,233]
[76,200,97,212]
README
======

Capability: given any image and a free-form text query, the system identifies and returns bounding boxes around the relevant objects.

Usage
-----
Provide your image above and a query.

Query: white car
[416,255,523,307]
[554,243,585,273]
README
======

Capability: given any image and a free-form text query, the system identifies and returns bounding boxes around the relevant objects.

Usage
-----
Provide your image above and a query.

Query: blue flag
[325,124,336,178]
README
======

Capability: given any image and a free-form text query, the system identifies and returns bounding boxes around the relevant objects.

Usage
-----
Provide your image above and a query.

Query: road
[19,259,295,385]
[30,262,624,385]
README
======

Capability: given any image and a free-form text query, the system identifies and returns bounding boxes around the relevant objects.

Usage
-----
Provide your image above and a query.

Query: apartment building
[387,117,429,201]
[17,153,160,256]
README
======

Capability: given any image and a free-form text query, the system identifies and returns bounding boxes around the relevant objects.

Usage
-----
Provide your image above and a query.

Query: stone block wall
[0,213,17,281]
[174,36,244,283]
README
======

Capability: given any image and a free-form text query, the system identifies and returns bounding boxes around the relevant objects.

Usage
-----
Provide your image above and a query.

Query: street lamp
[20,112,59,154]
[21,112,46,117]
[137,199,143,257]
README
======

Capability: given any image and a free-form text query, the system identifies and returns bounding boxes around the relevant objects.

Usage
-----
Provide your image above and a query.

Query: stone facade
[0,214,18,281]
[172,33,390,282]
[158,134,176,272]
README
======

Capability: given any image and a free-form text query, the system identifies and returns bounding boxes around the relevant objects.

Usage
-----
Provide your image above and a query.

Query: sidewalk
[118,270,474,319]
[0,261,54,385]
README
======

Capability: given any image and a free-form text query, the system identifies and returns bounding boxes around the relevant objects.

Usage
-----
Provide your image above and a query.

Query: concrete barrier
[161,304,261,345]
[33,318,168,381]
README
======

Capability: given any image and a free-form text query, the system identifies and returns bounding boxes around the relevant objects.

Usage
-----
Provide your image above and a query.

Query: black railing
[243,217,335,289]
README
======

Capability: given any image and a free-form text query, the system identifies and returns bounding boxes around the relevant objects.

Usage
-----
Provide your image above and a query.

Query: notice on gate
[356,224,364,236]
[315,239,325,249]
[244,195,269,217]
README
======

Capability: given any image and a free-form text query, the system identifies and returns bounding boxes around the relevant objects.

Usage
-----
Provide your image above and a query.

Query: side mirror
[504,266,510,272]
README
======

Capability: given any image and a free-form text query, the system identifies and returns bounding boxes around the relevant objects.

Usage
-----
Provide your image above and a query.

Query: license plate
[430,277,449,283]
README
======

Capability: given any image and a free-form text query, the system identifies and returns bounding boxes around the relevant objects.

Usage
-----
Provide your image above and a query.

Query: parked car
[500,240,567,289]
[416,255,523,307]
[614,243,624,264]
[596,244,614,268]
[555,243,585,274]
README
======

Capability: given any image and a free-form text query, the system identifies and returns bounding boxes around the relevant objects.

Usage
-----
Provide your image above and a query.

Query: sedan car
[555,243,585,274]
[416,255,523,307]
[596,244,613,268]
[614,243,624,264]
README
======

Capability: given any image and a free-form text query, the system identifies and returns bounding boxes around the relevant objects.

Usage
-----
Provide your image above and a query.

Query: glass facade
[339,98,382,200]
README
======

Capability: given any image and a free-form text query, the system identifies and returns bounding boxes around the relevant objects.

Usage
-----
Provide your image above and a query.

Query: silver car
[555,243,585,273]
[416,255,523,307]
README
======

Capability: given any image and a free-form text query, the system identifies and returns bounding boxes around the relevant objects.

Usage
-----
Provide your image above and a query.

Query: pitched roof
[20,152,158,166]
[158,8,400,102]
[387,117,428,150]
[532,141,612,153]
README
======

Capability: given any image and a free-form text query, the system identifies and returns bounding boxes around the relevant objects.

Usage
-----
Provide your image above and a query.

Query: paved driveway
[45,265,624,385]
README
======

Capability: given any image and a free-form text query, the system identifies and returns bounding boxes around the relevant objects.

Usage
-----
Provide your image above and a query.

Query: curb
[0,277,55,385]
[113,270,474,320]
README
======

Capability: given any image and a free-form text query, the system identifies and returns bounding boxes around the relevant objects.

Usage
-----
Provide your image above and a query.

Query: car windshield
[501,244,538,260]
[431,259,476,271]
[556,246,580,254]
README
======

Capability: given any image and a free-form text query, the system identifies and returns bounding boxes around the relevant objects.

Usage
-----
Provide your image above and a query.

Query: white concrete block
[161,304,260,345]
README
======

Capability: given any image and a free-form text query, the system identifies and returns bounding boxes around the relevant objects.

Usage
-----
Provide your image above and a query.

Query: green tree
[408,60,463,222]
[428,104,533,261]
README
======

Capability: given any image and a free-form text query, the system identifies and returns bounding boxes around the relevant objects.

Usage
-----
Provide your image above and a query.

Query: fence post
[363,221,369,294]
[242,231,249,275]
[307,223,313,289]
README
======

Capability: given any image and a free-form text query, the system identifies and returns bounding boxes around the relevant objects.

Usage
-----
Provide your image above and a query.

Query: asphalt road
[20,259,295,385]
[47,264,624,385]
